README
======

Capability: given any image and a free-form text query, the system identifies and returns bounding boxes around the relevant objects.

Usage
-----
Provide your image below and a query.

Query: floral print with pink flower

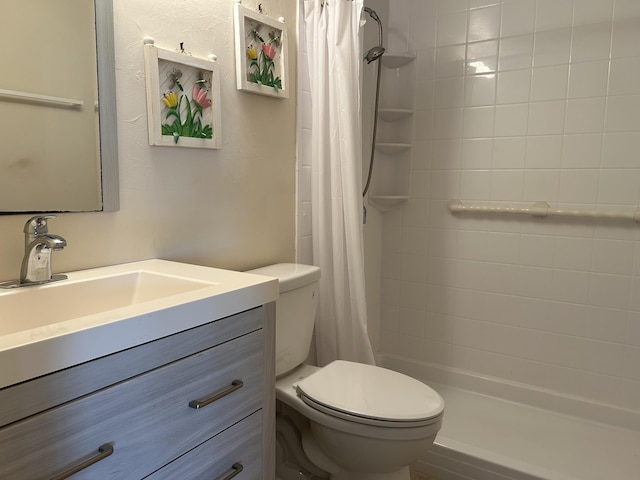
[161,70,213,144]
[246,26,283,92]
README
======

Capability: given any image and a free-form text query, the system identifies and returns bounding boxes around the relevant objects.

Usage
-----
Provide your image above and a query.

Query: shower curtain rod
[448,199,640,224]
[319,0,355,6]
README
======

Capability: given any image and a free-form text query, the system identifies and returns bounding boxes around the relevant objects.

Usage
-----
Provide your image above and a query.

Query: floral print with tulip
[161,69,213,144]
[247,27,283,92]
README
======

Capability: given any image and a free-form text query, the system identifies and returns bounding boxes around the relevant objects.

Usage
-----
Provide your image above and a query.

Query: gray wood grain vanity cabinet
[0,304,275,480]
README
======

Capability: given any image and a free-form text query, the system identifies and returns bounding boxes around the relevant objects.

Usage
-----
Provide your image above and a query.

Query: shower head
[364,45,386,63]
[362,7,385,63]
[363,6,380,22]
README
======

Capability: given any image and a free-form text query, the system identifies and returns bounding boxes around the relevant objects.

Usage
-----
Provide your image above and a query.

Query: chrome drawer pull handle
[218,462,243,479]
[189,379,244,409]
[50,443,114,480]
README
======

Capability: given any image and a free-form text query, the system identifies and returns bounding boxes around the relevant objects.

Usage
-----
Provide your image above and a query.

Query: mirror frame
[96,0,119,211]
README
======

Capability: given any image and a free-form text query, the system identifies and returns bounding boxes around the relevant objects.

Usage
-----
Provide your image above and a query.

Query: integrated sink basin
[0,259,279,389]
[1,271,213,335]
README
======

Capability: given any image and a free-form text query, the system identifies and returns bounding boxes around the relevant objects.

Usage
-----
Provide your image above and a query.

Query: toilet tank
[247,263,320,376]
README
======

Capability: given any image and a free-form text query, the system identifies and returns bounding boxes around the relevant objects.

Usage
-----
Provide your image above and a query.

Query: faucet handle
[23,215,56,236]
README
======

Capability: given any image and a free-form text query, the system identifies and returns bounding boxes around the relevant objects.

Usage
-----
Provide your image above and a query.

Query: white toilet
[248,263,444,480]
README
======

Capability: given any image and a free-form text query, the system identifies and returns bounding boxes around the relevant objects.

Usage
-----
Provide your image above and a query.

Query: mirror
[0,0,119,213]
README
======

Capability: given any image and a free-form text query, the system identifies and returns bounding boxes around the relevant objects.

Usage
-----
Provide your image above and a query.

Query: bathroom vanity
[0,260,278,479]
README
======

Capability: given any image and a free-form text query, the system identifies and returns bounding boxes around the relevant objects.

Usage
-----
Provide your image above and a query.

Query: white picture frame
[143,39,222,149]
[233,1,289,99]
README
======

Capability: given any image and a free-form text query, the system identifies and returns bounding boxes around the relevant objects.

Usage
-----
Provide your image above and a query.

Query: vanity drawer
[0,307,264,428]
[146,411,263,480]
[0,330,263,480]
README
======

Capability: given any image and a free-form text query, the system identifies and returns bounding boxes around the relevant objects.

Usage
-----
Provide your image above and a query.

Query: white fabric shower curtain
[303,0,375,366]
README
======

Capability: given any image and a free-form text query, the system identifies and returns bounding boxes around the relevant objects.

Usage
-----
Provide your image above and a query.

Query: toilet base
[276,413,330,479]
[276,402,413,480]
[301,419,412,480]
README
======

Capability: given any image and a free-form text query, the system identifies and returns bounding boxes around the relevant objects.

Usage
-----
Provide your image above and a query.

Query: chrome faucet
[0,216,68,288]
[20,215,68,285]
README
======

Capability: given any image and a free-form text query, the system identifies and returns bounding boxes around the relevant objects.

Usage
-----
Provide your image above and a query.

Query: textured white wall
[0,0,297,279]
[379,0,640,411]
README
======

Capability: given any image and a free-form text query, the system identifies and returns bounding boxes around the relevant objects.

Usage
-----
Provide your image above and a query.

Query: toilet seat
[295,360,444,428]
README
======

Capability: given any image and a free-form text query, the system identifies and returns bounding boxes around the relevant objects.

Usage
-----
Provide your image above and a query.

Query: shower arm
[363,7,383,51]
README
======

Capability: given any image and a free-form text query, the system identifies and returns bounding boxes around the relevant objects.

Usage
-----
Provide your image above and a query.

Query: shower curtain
[304,0,375,366]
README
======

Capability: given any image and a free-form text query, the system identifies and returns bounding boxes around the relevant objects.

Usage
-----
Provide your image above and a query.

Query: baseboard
[413,444,544,480]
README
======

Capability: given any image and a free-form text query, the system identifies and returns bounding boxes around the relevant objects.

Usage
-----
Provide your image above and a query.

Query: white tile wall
[296,0,640,411]
[297,2,313,265]
[375,0,640,411]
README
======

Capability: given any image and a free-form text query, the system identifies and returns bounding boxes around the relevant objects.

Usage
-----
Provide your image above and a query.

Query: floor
[411,471,440,480]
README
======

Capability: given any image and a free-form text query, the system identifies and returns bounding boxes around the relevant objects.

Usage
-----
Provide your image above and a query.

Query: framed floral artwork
[143,38,222,149]
[233,1,289,99]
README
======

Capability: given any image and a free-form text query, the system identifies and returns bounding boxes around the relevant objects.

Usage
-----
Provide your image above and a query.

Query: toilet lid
[295,361,444,427]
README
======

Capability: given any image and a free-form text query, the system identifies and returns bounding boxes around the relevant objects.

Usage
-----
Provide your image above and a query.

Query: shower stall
[298,0,640,478]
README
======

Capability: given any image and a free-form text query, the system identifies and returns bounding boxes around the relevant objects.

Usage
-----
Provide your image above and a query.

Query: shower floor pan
[378,355,640,480]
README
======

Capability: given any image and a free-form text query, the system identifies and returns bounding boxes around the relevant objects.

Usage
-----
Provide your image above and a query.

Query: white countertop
[0,259,278,389]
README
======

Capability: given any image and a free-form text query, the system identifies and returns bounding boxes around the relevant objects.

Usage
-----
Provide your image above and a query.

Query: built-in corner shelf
[369,52,416,213]
[378,108,413,122]
[369,195,410,212]
[381,53,416,69]
[375,143,412,154]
